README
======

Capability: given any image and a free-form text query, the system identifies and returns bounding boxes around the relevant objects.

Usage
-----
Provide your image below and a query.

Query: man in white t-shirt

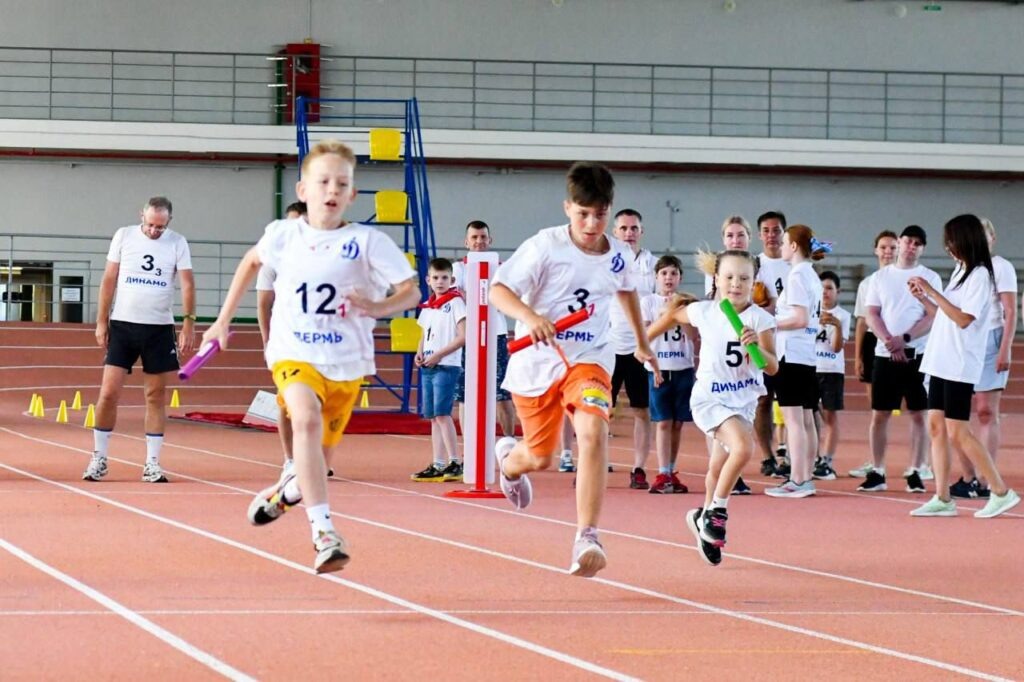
[752,210,791,481]
[84,197,195,484]
[862,225,941,494]
[451,220,517,440]
[607,209,658,490]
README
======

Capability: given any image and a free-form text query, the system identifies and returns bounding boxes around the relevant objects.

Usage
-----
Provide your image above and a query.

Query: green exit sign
[923,3,942,10]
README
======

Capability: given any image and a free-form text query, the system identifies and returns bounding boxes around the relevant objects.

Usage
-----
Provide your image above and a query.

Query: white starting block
[243,390,279,427]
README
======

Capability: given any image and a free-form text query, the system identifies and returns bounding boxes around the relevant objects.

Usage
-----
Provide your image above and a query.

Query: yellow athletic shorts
[271,360,362,447]
[772,400,786,427]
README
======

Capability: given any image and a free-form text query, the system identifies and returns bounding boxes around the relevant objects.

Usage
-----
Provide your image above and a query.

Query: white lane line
[22,426,1024,617]
[1,436,1015,681]
[0,609,1018,618]
[0,460,637,682]
[0,537,255,681]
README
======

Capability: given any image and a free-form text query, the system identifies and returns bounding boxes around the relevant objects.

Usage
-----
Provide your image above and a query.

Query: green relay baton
[718,299,767,369]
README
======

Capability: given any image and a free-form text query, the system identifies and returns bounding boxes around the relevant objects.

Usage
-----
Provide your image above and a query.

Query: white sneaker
[569,528,607,578]
[313,529,350,573]
[848,461,874,478]
[496,437,532,510]
[765,479,816,498]
[82,453,108,481]
[910,495,957,517]
[917,464,934,481]
[141,462,168,483]
[973,489,1021,518]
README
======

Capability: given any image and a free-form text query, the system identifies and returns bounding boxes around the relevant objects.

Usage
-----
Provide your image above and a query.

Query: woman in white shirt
[765,225,828,499]
[908,214,1020,519]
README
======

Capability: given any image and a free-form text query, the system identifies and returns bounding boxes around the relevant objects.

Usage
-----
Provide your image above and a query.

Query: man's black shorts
[105,320,179,374]
[870,354,927,411]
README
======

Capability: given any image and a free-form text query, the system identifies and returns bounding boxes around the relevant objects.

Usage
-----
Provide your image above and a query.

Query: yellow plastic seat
[404,252,416,269]
[369,128,403,161]
[375,190,410,224]
[390,317,422,353]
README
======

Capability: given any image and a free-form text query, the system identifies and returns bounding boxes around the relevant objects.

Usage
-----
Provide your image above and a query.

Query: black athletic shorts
[927,375,974,422]
[817,372,845,412]
[775,359,818,410]
[870,354,927,412]
[858,330,877,383]
[611,352,650,409]
[105,320,179,374]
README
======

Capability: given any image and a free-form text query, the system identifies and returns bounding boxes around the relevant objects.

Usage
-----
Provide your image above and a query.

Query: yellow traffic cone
[359,390,370,408]
[33,395,45,418]
[170,389,180,408]
[28,393,38,415]
[71,390,82,410]
[56,400,68,423]
[83,404,96,428]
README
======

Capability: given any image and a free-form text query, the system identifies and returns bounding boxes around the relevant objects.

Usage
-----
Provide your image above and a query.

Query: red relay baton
[508,308,590,353]
[177,335,231,381]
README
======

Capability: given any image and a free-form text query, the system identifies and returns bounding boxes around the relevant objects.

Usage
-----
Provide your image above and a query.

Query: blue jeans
[421,365,460,418]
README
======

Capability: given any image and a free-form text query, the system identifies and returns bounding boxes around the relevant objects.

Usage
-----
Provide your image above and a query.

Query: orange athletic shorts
[271,361,362,447]
[511,363,612,458]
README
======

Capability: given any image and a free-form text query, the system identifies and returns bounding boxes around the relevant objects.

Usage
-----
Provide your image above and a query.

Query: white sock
[282,477,302,504]
[712,495,730,510]
[93,428,112,457]
[561,449,573,460]
[873,466,885,476]
[433,460,445,469]
[306,503,335,541]
[145,433,163,465]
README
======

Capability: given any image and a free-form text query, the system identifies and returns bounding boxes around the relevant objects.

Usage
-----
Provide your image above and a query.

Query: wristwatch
[902,333,911,343]
[183,314,197,321]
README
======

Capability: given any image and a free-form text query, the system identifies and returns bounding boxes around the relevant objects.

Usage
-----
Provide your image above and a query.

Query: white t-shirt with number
[921,265,993,384]
[256,264,276,291]
[608,248,657,353]
[815,305,851,374]
[986,255,1018,331]
[494,225,636,397]
[107,225,192,325]
[641,293,695,371]
[775,261,822,366]
[453,258,511,336]
[865,263,942,358]
[257,218,416,381]
[687,300,777,409]
[417,297,467,368]
[757,253,790,301]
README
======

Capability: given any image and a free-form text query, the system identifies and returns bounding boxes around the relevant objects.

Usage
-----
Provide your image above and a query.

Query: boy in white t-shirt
[641,255,696,495]
[490,162,657,578]
[812,270,851,481]
[203,140,420,573]
[412,258,467,483]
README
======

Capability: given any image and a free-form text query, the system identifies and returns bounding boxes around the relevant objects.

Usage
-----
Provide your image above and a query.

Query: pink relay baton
[178,334,231,381]
[508,308,590,354]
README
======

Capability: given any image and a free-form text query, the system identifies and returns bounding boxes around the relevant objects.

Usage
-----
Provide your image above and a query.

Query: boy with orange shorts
[203,140,420,573]
[489,161,657,578]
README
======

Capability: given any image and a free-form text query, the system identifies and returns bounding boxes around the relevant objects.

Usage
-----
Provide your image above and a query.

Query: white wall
[1,0,1022,74]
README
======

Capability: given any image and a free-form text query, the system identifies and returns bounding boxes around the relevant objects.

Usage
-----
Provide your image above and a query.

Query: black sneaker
[774,461,791,479]
[813,459,837,481]
[685,508,722,567]
[700,507,728,547]
[949,477,976,498]
[760,458,778,476]
[410,463,446,482]
[731,477,752,495]
[905,470,926,493]
[629,467,650,490]
[857,470,888,492]
[971,478,991,499]
[441,460,463,482]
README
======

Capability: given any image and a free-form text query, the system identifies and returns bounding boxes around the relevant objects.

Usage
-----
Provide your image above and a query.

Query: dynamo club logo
[341,238,360,260]
[610,252,625,273]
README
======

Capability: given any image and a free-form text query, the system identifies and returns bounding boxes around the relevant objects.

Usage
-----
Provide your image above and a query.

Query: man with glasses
[84,196,195,483]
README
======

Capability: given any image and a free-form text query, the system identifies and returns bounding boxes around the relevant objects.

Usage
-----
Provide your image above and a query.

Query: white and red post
[445,252,504,498]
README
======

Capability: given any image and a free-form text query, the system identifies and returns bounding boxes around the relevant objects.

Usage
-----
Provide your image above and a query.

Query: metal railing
[2,46,1023,144]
